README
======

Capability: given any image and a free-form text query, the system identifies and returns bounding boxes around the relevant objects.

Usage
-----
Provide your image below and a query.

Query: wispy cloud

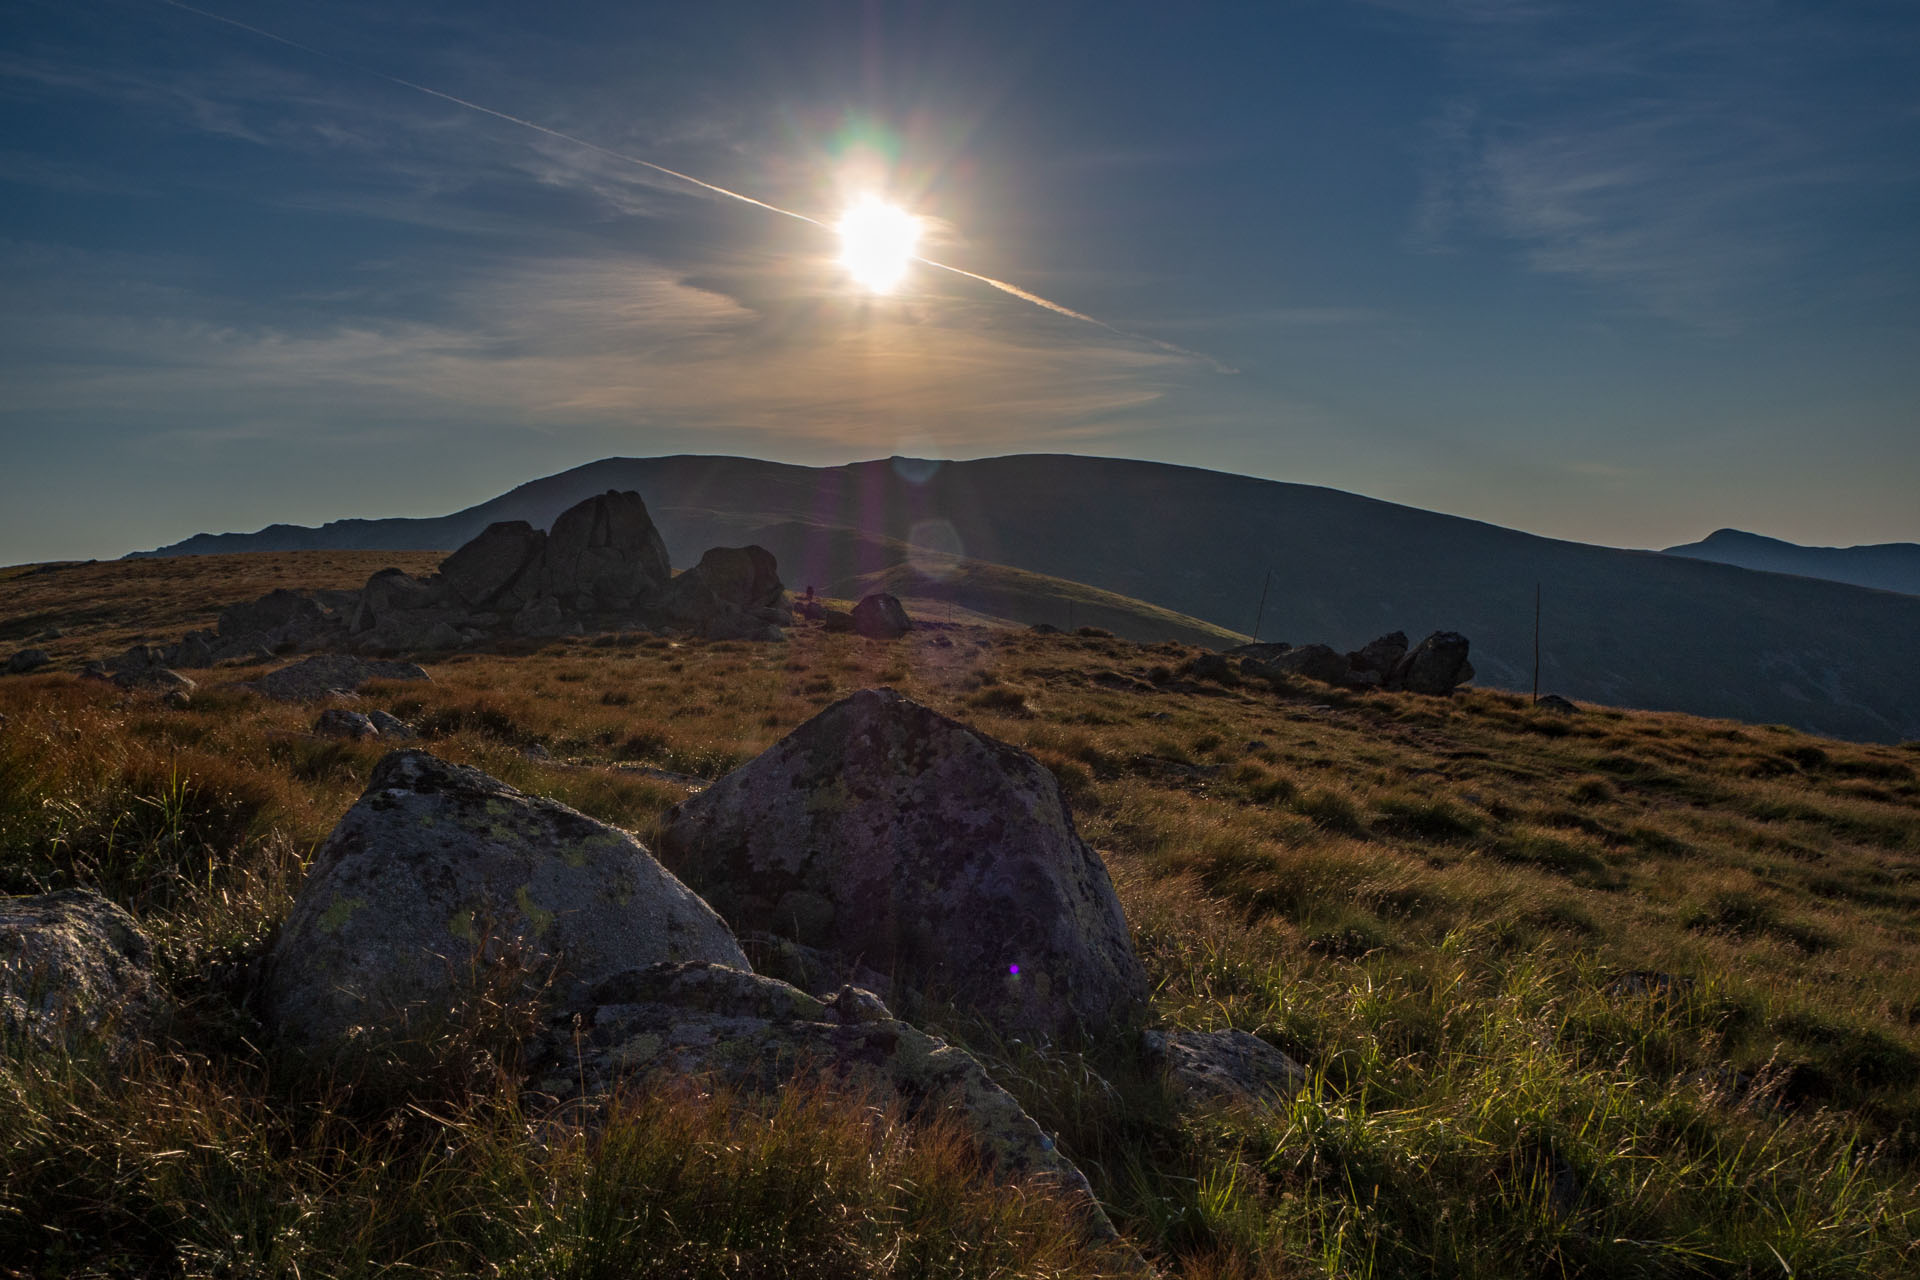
[1401,2,1920,329]
[0,239,1188,453]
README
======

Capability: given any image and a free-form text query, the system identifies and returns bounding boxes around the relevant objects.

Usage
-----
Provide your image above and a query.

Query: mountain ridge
[121,453,1920,742]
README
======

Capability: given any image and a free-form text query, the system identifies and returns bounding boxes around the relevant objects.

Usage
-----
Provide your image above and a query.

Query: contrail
[920,257,1238,373]
[155,0,1231,372]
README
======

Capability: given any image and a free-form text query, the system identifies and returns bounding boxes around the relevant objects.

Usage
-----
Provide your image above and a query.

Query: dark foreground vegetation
[3,557,1919,1277]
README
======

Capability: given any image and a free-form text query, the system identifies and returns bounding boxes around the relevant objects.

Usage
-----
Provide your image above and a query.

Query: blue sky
[3,0,1917,563]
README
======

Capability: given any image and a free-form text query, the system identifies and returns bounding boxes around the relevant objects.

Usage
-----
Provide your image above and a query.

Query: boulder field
[4,689,1307,1255]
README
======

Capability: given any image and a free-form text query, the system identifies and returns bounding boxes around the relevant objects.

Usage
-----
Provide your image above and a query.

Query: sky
[3,0,1917,564]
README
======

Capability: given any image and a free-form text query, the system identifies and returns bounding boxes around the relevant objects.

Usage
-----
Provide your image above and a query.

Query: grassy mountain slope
[126,454,1920,741]
[3,559,1918,1276]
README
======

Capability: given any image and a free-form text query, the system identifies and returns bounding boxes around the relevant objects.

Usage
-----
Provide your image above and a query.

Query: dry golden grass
[4,553,1920,1276]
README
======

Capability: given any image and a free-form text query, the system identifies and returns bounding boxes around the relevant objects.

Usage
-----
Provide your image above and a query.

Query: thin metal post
[1532,582,1542,704]
[1251,568,1272,642]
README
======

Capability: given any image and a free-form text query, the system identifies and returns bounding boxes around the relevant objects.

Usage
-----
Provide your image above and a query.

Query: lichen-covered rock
[851,592,912,639]
[527,961,1121,1242]
[245,654,429,702]
[2,889,166,1058]
[656,689,1147,1041]
[1142,1028,1305,1109]
[264,749,747,1051]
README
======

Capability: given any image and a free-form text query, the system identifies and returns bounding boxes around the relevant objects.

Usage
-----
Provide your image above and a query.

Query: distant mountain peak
[1664,528,1920,597]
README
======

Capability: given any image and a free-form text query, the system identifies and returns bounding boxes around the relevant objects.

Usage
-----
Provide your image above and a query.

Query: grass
[3,552,1920,1276]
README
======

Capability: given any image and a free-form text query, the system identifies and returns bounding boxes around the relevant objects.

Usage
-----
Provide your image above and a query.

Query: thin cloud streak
[154,0,1230,372]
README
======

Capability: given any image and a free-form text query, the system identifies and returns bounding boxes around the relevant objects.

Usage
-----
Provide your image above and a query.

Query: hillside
[1665,528,1920,597]
[124,455,1920,743]
[3,560,1918,1276]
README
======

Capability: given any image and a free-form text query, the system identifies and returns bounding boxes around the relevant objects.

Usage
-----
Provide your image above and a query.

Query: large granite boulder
[527,961,1121,1243]
[439,520,547,610]
[2,889,166,1058]
[264,750,747,1051]
[245,654,429,702]
[542,490,671,612]
[666,545,784,615]
[851,592,912,639]
[655,689,1147,1042]
[1391,630,1475,695]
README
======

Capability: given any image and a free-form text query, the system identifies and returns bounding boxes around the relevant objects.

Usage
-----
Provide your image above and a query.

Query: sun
[837,196,920,293]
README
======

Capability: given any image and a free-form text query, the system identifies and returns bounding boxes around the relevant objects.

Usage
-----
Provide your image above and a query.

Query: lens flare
[838,196,920,293]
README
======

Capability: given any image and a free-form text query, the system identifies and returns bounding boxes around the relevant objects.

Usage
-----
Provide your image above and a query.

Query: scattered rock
[1253,643,1348,684]
[2,889,166,1059]
[105,644,160,674]
[656,689,1148,1041]
[367,710,416,739]
[246,655,430,702]
[1143,1028,1306,1109]
[1346,631,1408,681]
[1391,630,1475,696]
[851,592,912,639]
[217,588,325,642]
[313,708,379,740]
[1536,693,1578,714]
[4,649,51,675]
[820,607,856,633]
[1189,653,1236,683]
[263,749,747,1051]
[112,667,195,696]
[527,961,1122,1243]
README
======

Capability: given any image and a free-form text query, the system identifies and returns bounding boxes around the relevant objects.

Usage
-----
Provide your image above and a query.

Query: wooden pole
[1251,568,1273,643]
[1532,582,1541,704]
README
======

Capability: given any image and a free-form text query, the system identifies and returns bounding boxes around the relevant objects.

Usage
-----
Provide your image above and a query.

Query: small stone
[5,649,52,675]
[313,708,379,740]
[1143,1028,1306,1108]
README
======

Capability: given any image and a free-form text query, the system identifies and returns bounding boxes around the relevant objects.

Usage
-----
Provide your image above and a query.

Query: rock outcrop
[526,961,1118,1240]
[263,749,747,1051]
[851,592,912,639]
[94,490,793,674]
[246,655,430,702]
[1229,628,1474,696]
[656,689,1148,1042]
[2,889,167,1058]
[1393,630,1475,695]
[664,545,788,640]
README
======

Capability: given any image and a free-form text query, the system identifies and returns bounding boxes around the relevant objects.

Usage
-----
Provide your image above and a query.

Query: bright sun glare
[837,196,920,293]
